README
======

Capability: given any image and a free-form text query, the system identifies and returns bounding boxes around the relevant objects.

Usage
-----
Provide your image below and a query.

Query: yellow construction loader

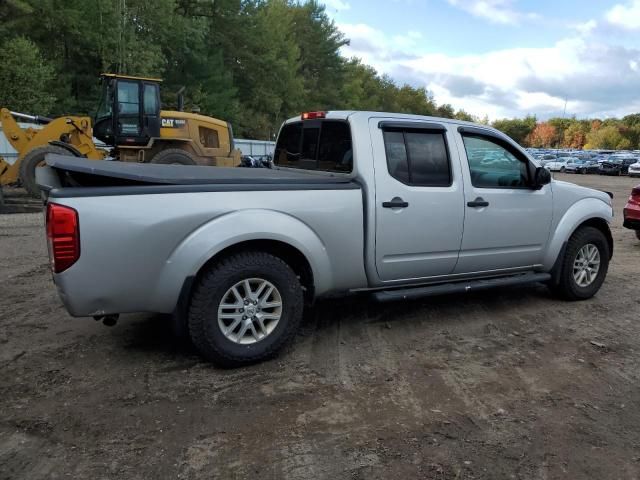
[0,73,241,197]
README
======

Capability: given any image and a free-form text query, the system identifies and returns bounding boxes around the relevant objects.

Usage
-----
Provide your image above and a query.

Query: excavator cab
[93,74,161,146]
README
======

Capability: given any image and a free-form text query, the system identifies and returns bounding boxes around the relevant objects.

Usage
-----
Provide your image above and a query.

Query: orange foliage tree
[526,122,557,148]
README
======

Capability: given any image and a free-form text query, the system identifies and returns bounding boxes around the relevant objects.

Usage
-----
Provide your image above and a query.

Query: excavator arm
[0,108,105,187]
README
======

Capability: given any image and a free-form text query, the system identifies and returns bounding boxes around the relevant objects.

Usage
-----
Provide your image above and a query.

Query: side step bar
[373,272,551,303]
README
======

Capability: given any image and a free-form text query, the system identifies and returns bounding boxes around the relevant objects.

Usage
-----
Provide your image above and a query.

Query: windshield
[95,79,114,120]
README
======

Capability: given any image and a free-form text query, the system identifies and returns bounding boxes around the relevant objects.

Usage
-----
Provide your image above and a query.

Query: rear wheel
[549,226,609,300]
[150,148,197,165]
[19,145,69,198]
[560,167,566,173]
[188,251,304,367]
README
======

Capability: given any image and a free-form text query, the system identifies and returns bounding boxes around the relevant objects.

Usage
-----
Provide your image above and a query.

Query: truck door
[454,127,553,273]
[115,79,143,142]
[372,119,465,282]
[142,82,161,139]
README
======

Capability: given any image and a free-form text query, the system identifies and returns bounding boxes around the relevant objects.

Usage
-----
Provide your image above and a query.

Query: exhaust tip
[93,314,119,326]
[102,315,119,327]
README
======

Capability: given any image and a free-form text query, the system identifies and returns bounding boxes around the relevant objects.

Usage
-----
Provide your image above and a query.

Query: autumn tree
[492,116,536,145]
[527,122,557,148]
[585,125,624,150]
[563,122,589,149]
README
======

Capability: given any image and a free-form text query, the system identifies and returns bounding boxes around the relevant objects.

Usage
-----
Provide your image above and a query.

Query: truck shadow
[307,283,554,328]
[118,282,555,364]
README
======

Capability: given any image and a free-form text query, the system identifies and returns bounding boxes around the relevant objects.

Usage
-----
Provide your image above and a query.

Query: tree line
[1,0,638,147]
[492,115,640,151]
[0,0,473,139]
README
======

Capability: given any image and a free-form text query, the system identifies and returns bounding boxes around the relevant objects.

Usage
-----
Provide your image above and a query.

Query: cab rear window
[274,120,352,173]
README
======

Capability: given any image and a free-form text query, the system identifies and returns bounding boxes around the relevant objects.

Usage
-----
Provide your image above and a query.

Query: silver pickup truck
[37,111,614,366]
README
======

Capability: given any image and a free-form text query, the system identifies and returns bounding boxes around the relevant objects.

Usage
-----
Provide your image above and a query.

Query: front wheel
[549,226,609,300]
[560,167,566,173]
[188,251,304,367]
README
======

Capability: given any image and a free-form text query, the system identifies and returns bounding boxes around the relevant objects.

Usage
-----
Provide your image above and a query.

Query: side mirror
[533,166,551,189]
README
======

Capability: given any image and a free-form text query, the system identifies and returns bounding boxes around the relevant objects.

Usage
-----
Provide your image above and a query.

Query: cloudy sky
[322,0,640,120]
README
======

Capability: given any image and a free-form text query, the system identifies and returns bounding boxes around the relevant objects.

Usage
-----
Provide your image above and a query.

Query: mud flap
[549,241,568,287]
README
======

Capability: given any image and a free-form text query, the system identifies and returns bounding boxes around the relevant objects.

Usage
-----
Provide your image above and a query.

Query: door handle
[467,197,489,208]
[382,197,409,209]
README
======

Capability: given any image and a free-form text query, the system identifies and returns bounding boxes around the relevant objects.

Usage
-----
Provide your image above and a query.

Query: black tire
[150,148,197,165]
[188,251,304,367]
[560,167,566,173]
[19,145,69,197]
[636,230,640,241]
[549,226,609,301]
[580,168,586,175]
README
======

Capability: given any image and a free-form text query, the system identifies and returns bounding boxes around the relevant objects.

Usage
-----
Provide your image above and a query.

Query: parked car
[545,158,572,172]
[623,184,640,240]
[565,159,595,174]
[628,161,640,178]
[599,158,637,176]
[36,111,615,366]
[536,154,557,166]
[584,160,601,174]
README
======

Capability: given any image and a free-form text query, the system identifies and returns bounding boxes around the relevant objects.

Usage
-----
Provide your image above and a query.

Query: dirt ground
[1,174,639,480]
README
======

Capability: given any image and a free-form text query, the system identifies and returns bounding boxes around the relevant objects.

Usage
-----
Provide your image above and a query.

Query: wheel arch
[543,198,614,270]
[577,217,613,259]
[154,209,331,319]
[194,239,315,303]
[172,239,316,337]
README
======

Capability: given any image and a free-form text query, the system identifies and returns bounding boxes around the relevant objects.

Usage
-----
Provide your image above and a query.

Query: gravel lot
[1,174,639,480]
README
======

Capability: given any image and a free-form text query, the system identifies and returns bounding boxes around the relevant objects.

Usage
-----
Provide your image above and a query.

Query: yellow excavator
[0,73,241,197]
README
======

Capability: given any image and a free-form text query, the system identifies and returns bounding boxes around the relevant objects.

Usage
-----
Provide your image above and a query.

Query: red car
[623,184,640,240]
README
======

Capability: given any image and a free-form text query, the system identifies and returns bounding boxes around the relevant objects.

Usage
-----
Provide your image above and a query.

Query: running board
[373,272,551,303]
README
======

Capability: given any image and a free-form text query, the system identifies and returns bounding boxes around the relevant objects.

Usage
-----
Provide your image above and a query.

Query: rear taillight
[46,203,80,273]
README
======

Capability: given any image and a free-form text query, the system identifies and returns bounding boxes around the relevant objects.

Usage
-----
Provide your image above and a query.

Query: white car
[545,158,572,172]
[628,161,640,178]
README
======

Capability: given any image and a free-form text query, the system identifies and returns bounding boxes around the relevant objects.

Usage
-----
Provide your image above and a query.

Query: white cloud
[606,0,640,29]
[573,19,597,35]
[322,0,351,11]
[337,20,640,120]
[446,0,537,25]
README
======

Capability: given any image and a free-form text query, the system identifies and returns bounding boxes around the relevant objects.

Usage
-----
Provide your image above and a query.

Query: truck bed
[40,155,358,198]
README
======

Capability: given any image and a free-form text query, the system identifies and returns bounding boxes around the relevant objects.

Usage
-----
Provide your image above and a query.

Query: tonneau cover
[45,154,352,185]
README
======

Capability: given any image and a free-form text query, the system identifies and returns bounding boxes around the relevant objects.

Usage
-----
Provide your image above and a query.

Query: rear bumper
[51,268,158,317]
[624,203,640,230]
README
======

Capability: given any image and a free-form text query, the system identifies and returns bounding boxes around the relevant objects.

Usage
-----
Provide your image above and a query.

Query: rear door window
[381,128,452,187]
[274,120,352,172]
